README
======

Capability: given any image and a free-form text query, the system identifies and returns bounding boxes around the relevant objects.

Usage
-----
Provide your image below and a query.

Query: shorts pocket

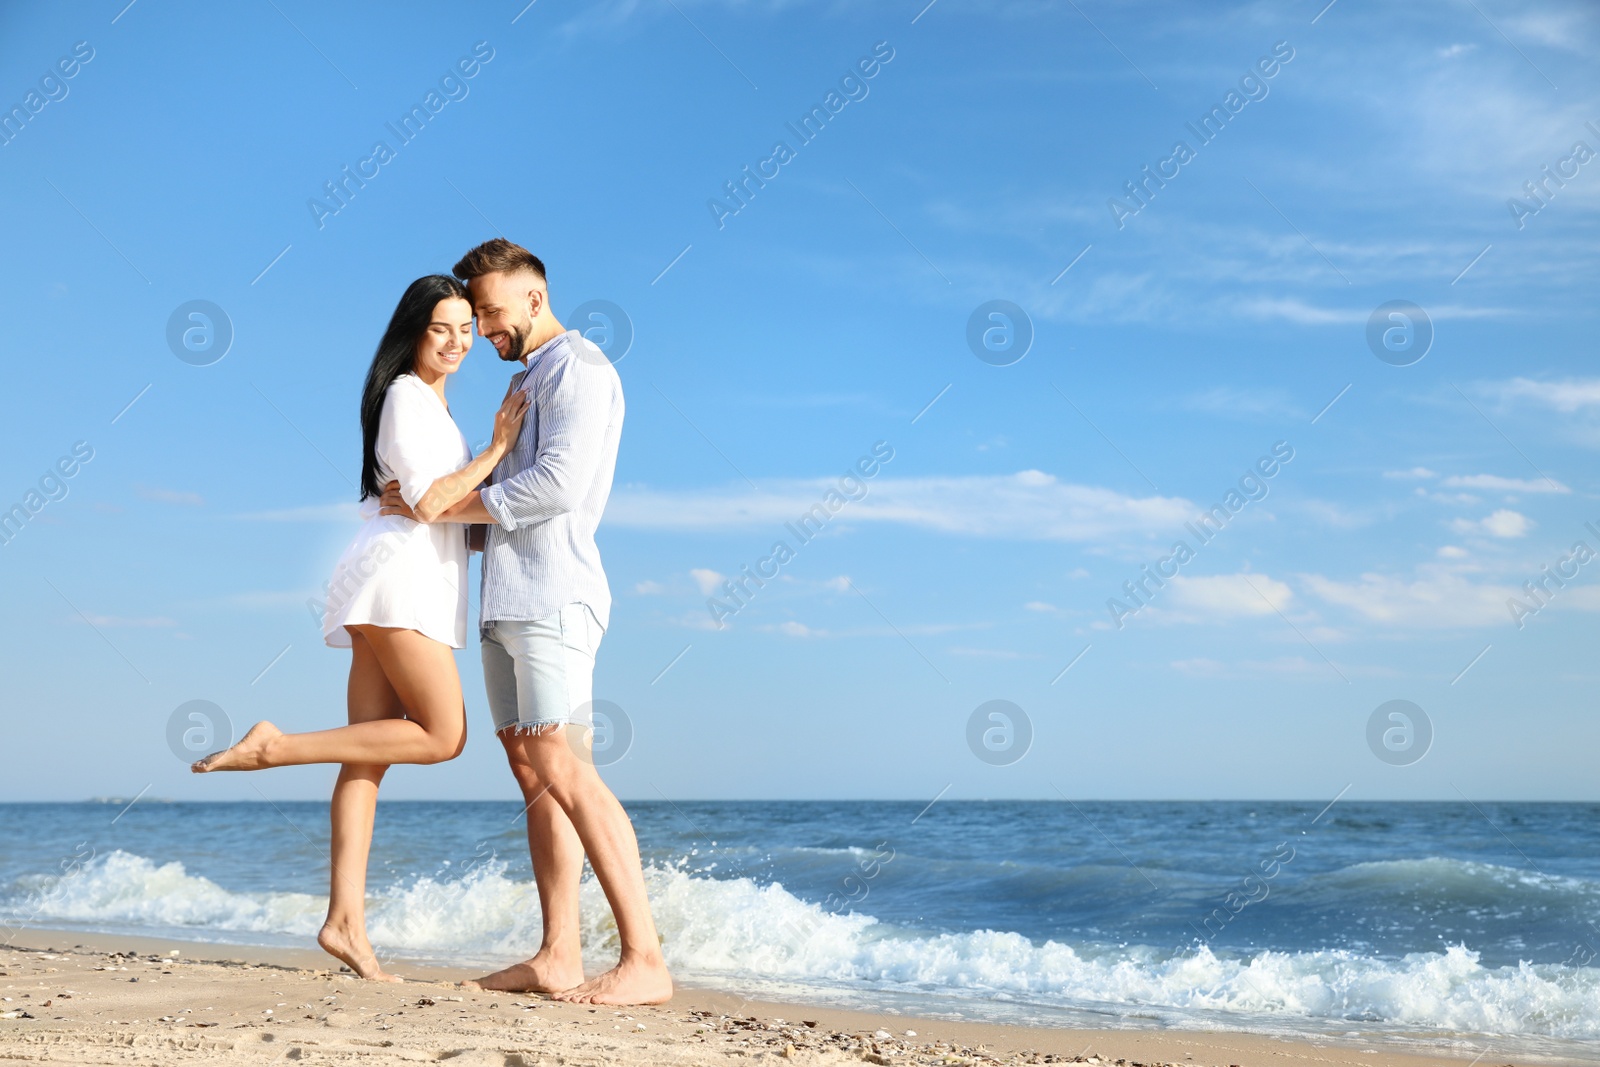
[560,603,599,656]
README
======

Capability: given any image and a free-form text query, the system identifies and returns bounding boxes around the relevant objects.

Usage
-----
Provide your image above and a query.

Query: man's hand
[379,480,418,521]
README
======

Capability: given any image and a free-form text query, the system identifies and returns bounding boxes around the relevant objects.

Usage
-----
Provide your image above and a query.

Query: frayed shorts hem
[497,721,570,737]
[481,603,604,736]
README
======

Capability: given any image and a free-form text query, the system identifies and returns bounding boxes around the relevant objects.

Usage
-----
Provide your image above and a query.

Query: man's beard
[499,322,529,362]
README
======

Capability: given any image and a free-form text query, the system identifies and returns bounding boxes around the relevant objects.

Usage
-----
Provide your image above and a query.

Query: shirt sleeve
[376,380,447,510]
[480,355,615,531]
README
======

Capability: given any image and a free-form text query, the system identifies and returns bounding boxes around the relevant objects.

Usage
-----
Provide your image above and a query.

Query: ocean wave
[1322,855,1600,896]
[8,850,1600,1039]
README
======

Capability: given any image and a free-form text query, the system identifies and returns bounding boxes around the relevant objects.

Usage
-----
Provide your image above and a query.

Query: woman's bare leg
[193,626,468,771]
[316,630,404,981]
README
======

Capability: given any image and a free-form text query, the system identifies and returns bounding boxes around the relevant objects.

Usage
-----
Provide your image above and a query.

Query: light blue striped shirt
[479,329,623,632]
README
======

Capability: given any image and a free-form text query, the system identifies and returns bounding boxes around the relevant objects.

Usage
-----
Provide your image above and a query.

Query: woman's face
[414,296,474,377]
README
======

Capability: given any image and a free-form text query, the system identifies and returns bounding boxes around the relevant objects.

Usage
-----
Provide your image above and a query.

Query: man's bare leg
[524,726,671,1005]
[464,728,585,993]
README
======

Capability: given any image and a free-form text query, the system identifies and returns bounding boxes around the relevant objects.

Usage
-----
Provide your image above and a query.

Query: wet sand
[0,929,1560,1067]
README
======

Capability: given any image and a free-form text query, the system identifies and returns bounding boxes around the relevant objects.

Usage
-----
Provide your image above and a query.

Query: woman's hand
[490,379,531,455]
[379,480,416,521]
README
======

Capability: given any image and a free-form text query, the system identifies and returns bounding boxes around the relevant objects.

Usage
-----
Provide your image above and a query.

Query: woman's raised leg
[193,625,467,771]
[316,629,405,981]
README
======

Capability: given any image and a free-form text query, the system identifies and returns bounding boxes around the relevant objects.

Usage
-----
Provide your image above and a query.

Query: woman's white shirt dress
[322,373,472,650]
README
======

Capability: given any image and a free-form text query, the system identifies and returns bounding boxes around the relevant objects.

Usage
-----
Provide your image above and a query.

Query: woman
[194,274,528,982]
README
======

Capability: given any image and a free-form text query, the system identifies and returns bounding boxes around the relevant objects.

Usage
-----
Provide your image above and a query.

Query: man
[381,238,671,1005]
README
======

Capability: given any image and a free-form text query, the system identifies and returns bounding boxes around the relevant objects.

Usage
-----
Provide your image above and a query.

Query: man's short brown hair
[452,238,547,285]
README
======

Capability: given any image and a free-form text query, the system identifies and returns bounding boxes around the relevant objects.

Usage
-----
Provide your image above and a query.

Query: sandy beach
[0,929,1553,1067]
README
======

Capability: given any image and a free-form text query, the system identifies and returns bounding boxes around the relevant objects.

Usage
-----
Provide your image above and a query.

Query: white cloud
[1234,297,1358,325]
[232,503,363,522]
[947,646,1025,660]
[770,621,822,638]
[1181,387,1299,419]
[670,610,724,632]
[1493,377,1600,413]
[1301,568,1514,628]
[634,579,666,595]
[1384,467,1437,479]
[226,590,316,609]
[1171,655,1391,679]
[136,485,204,506]
[1170,657,1227,677]
[1167,573,1292,617]
[1023,600,1058,613]
[1293,499,1370,530]
[821,576,851,592]
[607,473,1193,542]
[1441,474,1569,494]
[1451,509,1534,538]
[1236,299,1510,325]
[77,614,178,628]
[1437,545,1469,559]
[689,569,725,596]
[1504,9,1598,54]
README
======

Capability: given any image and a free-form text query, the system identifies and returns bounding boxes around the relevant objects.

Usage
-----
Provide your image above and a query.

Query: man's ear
[528,287,545,319]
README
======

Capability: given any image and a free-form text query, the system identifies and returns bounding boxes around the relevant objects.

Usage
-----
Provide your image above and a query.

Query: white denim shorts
[481,602,604,735]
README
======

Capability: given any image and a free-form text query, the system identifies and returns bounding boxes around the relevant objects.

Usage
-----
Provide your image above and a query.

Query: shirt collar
[522,328,579,368]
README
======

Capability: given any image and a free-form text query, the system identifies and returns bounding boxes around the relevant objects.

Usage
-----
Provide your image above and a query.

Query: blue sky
[1,0,1596,802]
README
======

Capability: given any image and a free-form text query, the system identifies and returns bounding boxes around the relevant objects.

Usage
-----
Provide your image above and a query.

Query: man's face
[468,270,542,362]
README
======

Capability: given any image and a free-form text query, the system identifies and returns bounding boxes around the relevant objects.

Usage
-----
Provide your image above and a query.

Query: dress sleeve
[376,380,446,509]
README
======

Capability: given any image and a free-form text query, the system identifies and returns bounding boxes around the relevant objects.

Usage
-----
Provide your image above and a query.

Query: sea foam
[10,849,1600,1039]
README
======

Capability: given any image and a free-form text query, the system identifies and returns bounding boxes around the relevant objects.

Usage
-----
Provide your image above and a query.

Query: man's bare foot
[461,948,584,995]
[317,922,402,983]
[552,955,672,1005]
[192,721,283,772]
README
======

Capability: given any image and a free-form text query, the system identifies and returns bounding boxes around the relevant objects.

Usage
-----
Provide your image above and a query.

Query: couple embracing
[195,239,670,1006]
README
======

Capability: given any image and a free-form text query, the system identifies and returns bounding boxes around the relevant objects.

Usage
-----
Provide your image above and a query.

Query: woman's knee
[419,725,466,764]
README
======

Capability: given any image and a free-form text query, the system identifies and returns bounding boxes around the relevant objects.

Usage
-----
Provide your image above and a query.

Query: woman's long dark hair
[359,274,471,500]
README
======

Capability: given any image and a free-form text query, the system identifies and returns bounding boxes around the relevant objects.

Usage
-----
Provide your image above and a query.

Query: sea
[2,800,1596,1062]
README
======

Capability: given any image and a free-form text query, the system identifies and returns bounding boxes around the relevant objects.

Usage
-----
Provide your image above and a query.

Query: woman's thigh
[349,625,465,736]
[348,629,407,725]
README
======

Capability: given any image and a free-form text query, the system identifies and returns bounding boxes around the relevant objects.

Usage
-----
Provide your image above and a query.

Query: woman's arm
[407,381,529,523]
[381,481,494,523]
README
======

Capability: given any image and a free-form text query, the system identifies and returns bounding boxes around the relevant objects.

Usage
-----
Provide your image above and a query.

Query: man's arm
[380,483,493,523]
[478,356,612,532]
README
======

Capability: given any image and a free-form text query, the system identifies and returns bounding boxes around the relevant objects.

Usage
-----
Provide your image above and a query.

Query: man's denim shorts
[481,602,605,735]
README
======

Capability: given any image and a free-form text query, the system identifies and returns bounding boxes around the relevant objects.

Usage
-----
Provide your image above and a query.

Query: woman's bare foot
[317,922,402,983]
[552,955,672,1005]
[462,947,584,994]
[192,721,283,772]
